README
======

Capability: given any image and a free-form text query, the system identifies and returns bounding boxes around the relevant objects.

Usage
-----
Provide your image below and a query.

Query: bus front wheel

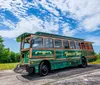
[39,62,49,76]
[80,57,87,68]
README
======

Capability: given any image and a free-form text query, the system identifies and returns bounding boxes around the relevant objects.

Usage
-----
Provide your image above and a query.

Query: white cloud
[0,0,100,38]
[0,0,25,18]
[80,14,100,32]
[61,23,77,36]
[0,0,38,19]
[45,0,100,32]
[47,0,100,18]
[0,15,59,38]
[86,36,100,46]
[0,0,59,38]
[0,0,60,38]
[63,28,77,36]
[36,0,59,16]
[0,19,15,30]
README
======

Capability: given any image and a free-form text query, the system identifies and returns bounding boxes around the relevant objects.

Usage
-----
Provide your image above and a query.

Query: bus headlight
[30,61,34,64]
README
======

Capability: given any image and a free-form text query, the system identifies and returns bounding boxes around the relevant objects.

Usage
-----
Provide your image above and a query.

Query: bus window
[81,43,86,49]
[55,40,62,48]
[24,38,30,49]
[32,37,43,48]
[70,40,75,49]
[85,43,90,49]
[75,41,80,49]
[63,40,69,49]
[44,38,53,48]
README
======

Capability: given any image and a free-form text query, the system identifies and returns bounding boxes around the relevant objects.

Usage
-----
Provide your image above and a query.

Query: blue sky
[0,0,100,53]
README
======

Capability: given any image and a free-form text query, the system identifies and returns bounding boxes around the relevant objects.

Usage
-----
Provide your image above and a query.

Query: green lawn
[89,59,100,64]
[0,59,100,70]
[0,63,19,70]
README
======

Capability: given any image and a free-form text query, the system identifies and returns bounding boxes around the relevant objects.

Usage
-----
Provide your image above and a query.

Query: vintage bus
[14,32,96,76]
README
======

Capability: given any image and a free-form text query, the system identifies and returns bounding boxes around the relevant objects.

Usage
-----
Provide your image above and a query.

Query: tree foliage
[0,36,20,63]
[96,53,100,59]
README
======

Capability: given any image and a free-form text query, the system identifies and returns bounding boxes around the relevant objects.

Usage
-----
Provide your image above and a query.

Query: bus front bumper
[14,64,30,74]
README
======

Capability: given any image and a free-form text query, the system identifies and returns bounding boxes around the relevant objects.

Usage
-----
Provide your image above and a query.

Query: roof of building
[16,32,84,42]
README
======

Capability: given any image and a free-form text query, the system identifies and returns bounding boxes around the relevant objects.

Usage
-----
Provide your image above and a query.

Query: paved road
[49,69,100,85]
[0,64,100,85]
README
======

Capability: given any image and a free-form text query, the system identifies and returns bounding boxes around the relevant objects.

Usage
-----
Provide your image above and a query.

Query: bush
[96,54,100,59]
[0,36,20,63]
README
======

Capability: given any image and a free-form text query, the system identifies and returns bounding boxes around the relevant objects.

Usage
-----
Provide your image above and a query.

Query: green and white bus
[14,32,96,76]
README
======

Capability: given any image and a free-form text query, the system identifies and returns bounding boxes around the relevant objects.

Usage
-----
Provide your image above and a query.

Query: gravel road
[0,64,100,85]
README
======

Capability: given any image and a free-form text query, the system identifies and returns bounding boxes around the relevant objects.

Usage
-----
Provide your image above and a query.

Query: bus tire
[39,62,49,76]
[80,57,87,68]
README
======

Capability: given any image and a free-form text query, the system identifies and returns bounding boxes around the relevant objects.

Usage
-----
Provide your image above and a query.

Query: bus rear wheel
[80,57,87,68]
[39,62,49,76]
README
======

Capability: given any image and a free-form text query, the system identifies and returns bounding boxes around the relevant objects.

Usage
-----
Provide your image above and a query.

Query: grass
[0,63,19,70]
[0,58,100,70]
[89,59,100,64]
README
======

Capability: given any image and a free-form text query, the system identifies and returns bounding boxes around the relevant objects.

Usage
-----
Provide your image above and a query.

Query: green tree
[0,36,5,63]
[0,36,20,63]
[10,51,16,62]
[15,53,20,62]
[2,48,11,63]
[0,36,4,44]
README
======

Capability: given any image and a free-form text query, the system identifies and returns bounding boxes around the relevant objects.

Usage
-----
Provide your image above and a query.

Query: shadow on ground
[16,64,100,82]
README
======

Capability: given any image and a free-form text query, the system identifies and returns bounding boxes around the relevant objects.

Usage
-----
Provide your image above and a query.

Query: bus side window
[75,41,80,49]
[81,43,86,49]
[70,40,75,49]
[44,38,53,48]
[85,43,90,49]
[63,40,69,49]
[55,40,62,48]
[32,37,43,48]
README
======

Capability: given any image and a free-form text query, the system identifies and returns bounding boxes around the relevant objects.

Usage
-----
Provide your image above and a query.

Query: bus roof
[16,32,84,42]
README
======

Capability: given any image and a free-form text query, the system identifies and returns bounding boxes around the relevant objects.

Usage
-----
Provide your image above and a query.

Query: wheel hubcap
[42,65,48,75]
